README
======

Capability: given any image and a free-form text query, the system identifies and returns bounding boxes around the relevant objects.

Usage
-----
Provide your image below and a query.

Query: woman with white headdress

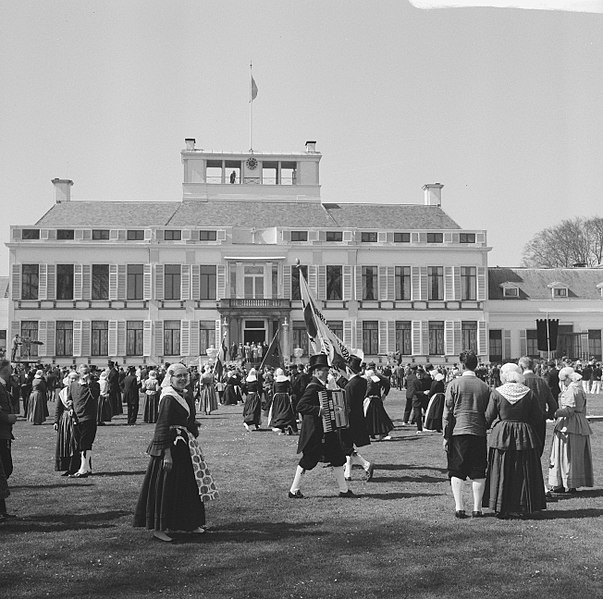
[269,368,297,435]
[548,366,593,495]
[54,371,81,475]
[97,370,113,425]
[142,370,160,423]
[424,371,446,433]
[200,365,219,416]
[242,368,262,431]
[134,363,217,542]
[27,370,47,425]
[482,363,546,519]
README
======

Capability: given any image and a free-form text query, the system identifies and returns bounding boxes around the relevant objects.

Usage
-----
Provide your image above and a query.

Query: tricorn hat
[348,355,363,374]
[308,354,329,372]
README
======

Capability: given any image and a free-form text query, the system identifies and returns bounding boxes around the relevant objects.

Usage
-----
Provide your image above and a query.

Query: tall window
[326,266,342,300]
[489,330,502,363]
[362,266,377,301]
[429,321,444,355]
[126,321,143,356]
[199,321,216,354]
[92,264,109,300]
[127,264,144,300]
[20,322,39,357]
[395,266,411,301]
[272,264,279,298]
[461,321,478,352]
[328,320,343,341]
[200,265,216,300]
[395,321,412,355]
[362,321,379,355]
[525,329,539,357]
[164,265,181,300]
[292,321,310,356]
[91,321,108,356]
[461,266,477,300]
[291,265,308,301]
[21,264,39,300]
[56,264,74,300]
[164,320,180,355]
[588,330,602,360]
[428,266,443,301]
[244,265,264,299]
[56,321,73,356]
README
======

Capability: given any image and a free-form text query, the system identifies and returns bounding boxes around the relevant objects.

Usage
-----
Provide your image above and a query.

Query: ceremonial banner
[213,333,228,381]
[259,327,283,370]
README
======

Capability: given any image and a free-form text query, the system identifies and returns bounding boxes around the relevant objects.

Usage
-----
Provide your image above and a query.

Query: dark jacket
[122,374,140,403]
[340,374,370,448]
[545,368,560,401]
[523,372,558,420]
[296,377,326,455]
[0,379,15,440]
[68,379,100,423]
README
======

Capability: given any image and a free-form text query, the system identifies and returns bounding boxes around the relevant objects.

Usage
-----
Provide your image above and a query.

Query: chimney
[184,138,196,151]
[305,140,317,153]
[423,183,443,206]
[51,178,73,203]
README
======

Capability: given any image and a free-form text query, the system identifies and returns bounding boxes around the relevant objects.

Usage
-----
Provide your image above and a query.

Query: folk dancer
[54,372,81,475]
[364,362,394,441]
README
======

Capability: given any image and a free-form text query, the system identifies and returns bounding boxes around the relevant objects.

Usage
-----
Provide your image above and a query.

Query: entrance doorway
[244,319,266,344]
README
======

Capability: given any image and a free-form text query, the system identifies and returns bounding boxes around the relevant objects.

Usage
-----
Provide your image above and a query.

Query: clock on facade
[246,157,258,170]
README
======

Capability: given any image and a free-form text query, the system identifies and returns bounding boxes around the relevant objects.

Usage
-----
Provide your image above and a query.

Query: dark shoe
[455,510,467,519]
[496,512,510,520]
[472,511,484,518]
[288,490,304,499]
[344,477,352,482]
[60,471,71,477]
[566,488,577,494]
[339,490,355,498]
[548,486,565,494]
[365,463,375,482]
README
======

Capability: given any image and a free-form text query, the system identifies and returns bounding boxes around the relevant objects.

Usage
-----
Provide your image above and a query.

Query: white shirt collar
[523,370,534,374]
[462,371,476,377]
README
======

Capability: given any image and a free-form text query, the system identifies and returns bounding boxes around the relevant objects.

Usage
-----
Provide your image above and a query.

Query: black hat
[308,354,329,372]
[348,355,363,374]
[367,361,376,369]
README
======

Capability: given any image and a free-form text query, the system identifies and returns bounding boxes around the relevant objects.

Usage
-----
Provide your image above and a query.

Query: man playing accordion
[288,354,354,499]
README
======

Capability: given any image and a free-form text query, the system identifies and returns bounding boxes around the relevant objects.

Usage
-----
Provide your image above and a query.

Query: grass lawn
[1,390,602,599]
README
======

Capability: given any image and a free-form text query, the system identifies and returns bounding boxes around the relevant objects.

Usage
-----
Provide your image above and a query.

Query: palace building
[6,139,491,366]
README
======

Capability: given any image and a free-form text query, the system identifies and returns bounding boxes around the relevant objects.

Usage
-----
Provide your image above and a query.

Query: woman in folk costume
[27,370,47,425]
[223,368,242,406]
[548,366,594,495]
[134,363,217,543]
[54,372,81,476]
[143,370,161,424]
[363,363,394,441]
[482,363,546,519]
[199,365,219,416]
[424,372,446,433]
[96,370,113,426]
[288,354,354,499]
[243,368,262,431]
[269,368,297,435]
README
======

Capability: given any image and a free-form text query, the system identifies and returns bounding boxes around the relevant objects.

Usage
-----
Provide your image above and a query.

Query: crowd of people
[0,351,597,533]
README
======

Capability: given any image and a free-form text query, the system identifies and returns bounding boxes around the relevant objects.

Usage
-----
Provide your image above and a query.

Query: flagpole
[249,60,253,152]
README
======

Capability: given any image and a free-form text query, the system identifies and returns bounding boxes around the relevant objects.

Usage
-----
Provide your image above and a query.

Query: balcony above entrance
[218,298,291,310]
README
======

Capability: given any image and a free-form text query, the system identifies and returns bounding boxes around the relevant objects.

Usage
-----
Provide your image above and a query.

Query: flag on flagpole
[259,327,283,371]
[213,332,228,381]
[299,266,362,378]
[250,74,258,103]
[408,0,602,13]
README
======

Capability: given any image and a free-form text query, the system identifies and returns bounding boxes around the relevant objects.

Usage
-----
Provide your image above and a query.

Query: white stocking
[332,466,348,493]
[290,466,305,493]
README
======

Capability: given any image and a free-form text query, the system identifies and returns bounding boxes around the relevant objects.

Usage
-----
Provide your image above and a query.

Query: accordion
[319,389,350,433]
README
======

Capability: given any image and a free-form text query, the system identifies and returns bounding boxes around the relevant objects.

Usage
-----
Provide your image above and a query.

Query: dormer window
[553,287,568,298]
[500,282,520,298]
[547,281,568,299]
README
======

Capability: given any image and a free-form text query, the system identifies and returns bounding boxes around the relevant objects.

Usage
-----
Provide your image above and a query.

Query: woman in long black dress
[134,363,217,542]
[223,369,242,406]
[270,368,297,435]
[364,367,394,441]
[243,368,262,431]
[424,372,446,433]
[54,372,81,475]
[143,370,160,424]
[28,370,47,425]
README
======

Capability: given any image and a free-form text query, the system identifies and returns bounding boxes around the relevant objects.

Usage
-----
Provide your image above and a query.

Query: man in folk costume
[339,355,374,482]
[68,364,100,478]
[289,354,354,499]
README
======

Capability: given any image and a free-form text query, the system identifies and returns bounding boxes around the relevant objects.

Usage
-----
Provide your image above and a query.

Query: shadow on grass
[1,510,131,534]
[11,483,95,490]
[530,508,603,519]
[203,520,327,542]
[93,470,147,477]
[371,475,445,484]
[377,464,448,474]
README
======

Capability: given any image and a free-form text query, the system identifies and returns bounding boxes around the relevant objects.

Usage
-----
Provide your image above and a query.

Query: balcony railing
[218,298,291,309]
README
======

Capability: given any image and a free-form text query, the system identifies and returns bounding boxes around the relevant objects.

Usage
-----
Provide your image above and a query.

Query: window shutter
[144,229,152,241]
[504,330,511,360]
[82,265,91,300]
[143,264,152,300]
[39,264,47,300]
[453,321,462,355]
[117,265,127,300]
[520,329,527,357]
[191,265,200,300]
[453,266,461,301]
[387,266,395,300]
[109,265,118,300]
[378,266,387,300]
[118,230,126,241]
[421,321,429,355]
[110,230,119,241]
[319,230,326,242]
[46,265,56,300]
[411,320,422,355]
[182,229,191,241]
[11,264,21,301]
[411,232,420,244]
[420,266,428,300]
[355,321,363,350]
[74,265,83,300]
[354,266,362,301]
[37,322,47,357]
[117,321,126,356]
[411,266,421,300]
[387,321,395,352]
[342,266,353,301]
[379,320,388,354]
[477,267,487,301]
[282,264,291,299]
[216,265,226,299]
[478,321,487,355]
[143,320,153,356]
[377,231,387,243]
[108,320,118,356]
[308,265,318,297]
[155,264,164,301]
[343,320,353,347]
[181,264,191,300]
[190,320,199,357]
[476,233,485,244]
[46,321,56,357]
[75,229,84,241]
[444,232,453,244]
[309,230,319,242]
[444,267,454,301]
[445,320,454,355]
[83,229,91,240]
[154,321,164,357]
[82,320,91,357]
[282,230,291,242]
[73,320,83,357]
[217,229,226,241]
[181,321,191,356]
[156,230,164,242]
[317,265,326,300]
[343,231,353,243]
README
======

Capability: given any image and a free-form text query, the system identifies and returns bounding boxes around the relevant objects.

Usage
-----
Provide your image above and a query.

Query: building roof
[489,267,603,300]
[0,276,9,299]
[34,199,461,230]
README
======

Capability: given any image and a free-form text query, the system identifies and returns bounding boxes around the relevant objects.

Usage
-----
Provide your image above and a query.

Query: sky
[1,1,602,274]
